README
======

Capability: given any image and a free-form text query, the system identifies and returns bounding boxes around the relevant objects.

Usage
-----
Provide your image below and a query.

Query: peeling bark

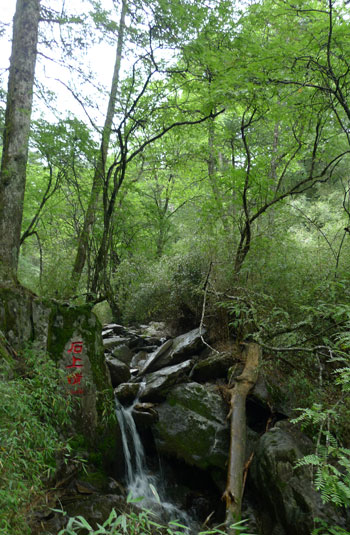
[0,0,41,282]
[223,342,261,533]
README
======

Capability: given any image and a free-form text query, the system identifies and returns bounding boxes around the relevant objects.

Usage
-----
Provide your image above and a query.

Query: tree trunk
[0,0,41,283]
[69,0,127,295]
[223,342,261,533]
[207,116,231,235]
[89,162,125,298]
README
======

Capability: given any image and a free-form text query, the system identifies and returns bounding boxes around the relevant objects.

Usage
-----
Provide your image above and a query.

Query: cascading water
[115,398,194,530]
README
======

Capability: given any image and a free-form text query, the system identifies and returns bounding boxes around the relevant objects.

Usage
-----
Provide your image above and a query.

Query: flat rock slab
[140,339,173,375]
[103,323,126,334]
[103,336,131,350]
[139,360,193,402]
[141,328,205,374]
[101,328,114,338]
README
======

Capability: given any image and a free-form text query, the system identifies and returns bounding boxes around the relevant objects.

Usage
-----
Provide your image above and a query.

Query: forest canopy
[0,0,349,320]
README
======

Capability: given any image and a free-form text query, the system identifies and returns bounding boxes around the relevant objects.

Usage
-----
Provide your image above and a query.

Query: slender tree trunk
[268,121,280,230]
[156,222,166,258]
[223,343,261,533]
[234,221,251,277]
[0,0,41,283]
[69,0,127,295]
[207,116,231,235]
[89,163,125,297]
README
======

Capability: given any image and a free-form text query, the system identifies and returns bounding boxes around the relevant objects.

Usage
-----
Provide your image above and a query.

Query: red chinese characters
[66,356,83,368]
[67,341,83,354]
[66,340,84,394]
[67,372,83,385]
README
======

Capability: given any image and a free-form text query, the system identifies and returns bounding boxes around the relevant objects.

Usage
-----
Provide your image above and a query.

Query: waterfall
[115,398,157,502]
[115,399,194,530]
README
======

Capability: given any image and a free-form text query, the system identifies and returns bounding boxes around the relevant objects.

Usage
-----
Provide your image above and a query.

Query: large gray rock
[153,382,229,472]
[251,375,292,418]
[102,323,127,335]
[170,328,205,358]
[141,328,204,374]
[249,421,347,535]
[111,344,133,365]
[139,360,193,402]
[106,357,131,387]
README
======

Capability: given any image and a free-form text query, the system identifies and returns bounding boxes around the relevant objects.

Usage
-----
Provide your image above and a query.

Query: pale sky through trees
[1,0,182,132]
[1,0,120,125]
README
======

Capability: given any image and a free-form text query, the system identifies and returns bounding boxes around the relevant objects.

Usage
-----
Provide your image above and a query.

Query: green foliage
[0,346,77,535]
[312,518,350,535]
[115,249,208,325]
[57,501,255,535]
[292,353,350,529]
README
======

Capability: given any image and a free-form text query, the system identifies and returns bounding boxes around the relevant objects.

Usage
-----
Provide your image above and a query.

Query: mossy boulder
[46,301,123,472]
[153,382,229,474]
[0,285,123,476]
[92,300,114,325]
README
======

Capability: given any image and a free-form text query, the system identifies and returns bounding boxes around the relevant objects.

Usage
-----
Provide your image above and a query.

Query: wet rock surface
[132,402,159,429]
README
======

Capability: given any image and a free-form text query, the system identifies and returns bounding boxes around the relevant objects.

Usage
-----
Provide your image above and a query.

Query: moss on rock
[0,286,123,476]
[153,382,229,473]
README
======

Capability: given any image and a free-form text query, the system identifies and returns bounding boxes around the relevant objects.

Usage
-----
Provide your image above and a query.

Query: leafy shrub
[0,346,76,535]
[114,250,208,326]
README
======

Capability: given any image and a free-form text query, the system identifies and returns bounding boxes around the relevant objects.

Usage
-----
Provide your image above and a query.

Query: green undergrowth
[0,344,79,535]
[57,496,255,535]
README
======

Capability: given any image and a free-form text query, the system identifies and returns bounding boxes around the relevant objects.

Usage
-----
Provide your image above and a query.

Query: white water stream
[115,398,193,530]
